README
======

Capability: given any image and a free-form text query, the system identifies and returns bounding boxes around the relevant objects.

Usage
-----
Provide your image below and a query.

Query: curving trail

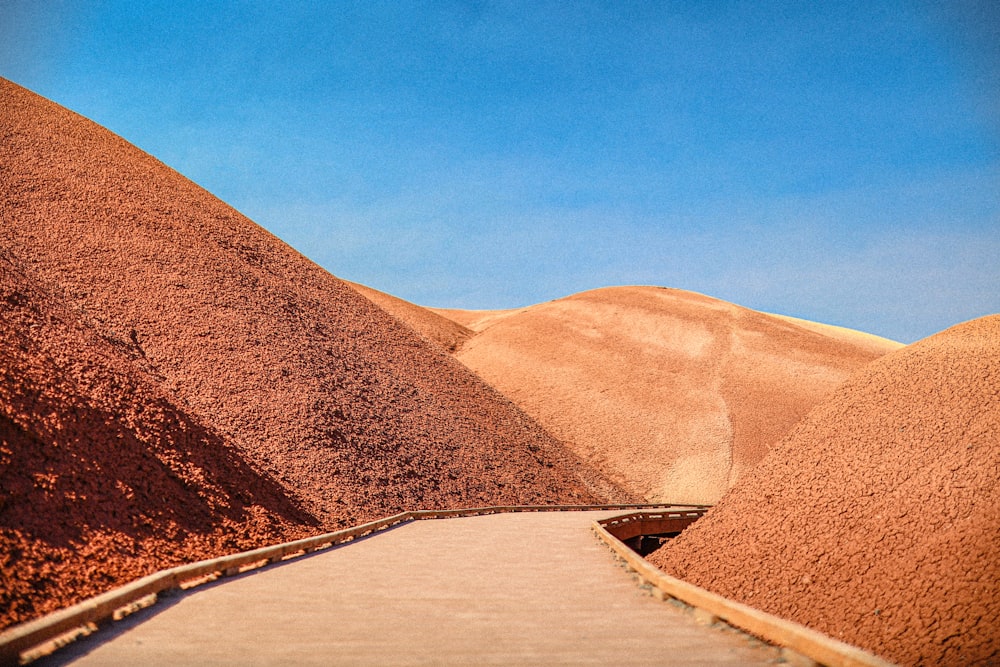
[48,511,780,666]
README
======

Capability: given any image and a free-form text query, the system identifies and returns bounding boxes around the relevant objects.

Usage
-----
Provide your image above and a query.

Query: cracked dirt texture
[0,78,623,629]
[648,315,1000,666]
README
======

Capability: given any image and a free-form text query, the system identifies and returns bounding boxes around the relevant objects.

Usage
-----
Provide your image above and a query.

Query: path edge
[0,503,698,665]
[593,512,898,667]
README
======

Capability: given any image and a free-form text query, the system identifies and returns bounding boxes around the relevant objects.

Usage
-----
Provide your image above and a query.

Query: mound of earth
[648,315,1000,665]
[0,253,315,628]
[347,281,472,352]
[425,286,901,503]
[0,78,620,628]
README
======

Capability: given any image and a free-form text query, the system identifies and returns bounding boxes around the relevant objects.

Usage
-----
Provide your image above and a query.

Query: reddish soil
[0,78,621,629]
[648,315,1000,666]
[428,287,901,504]
[0,253,315,627]
[347,281,472,352]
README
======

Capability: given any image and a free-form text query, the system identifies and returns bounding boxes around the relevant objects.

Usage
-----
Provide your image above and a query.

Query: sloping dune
[648,315,1000,665]
[432,306,528,334]
[0,79,618,626]
[432,286,901,503]
[346,281,472,352]
[0,253,315,628]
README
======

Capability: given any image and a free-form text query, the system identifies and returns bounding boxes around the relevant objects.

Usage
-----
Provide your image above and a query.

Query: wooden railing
[2,503,897,667]
[595,508,708,540]
[593,512,897,667]
[0,503,697,665]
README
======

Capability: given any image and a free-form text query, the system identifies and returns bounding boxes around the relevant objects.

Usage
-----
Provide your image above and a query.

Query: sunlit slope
[650,315,1000,665]
[434,286,901,503]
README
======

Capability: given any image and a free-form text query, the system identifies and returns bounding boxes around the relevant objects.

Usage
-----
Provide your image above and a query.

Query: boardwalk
[46,511,780,665]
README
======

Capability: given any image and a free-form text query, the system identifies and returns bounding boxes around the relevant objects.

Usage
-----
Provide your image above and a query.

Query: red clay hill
[347,280,472,353]
[0,79,622,629]
[0,252,314,627]
[403,286,899,504]
[649,315,1000,666]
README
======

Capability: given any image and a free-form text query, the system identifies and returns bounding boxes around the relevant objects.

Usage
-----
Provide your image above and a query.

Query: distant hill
[423,286,901,503]
[346,281,472,352]
[649,315,1000,665]
[0,78,617,628]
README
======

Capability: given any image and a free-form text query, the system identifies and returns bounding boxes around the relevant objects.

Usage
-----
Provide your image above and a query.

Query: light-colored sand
[765,312,903,354]
[431,306,528,334]
[432,287,902,504]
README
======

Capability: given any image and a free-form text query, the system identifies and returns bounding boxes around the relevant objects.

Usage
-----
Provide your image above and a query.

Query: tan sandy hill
[648,315,1000,665]
[432,306,529,334]
[0,78,621,628]
[421,286,901,504]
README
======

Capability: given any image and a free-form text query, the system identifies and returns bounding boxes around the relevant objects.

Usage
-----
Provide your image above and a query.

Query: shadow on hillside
[0,390,318,550]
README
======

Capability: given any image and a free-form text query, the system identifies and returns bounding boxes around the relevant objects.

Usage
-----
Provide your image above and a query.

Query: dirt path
[50,511,780,666]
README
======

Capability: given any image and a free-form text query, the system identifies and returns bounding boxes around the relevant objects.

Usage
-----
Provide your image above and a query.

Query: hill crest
[357,284,902,503]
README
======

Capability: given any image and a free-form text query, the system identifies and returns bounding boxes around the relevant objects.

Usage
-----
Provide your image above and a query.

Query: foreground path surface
[49,511,780,666]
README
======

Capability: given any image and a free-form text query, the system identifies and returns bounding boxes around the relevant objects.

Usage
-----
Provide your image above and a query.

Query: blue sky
[3,1,998,343]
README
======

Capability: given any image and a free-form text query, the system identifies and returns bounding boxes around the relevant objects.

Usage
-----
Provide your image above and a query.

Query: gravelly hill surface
[649,315,1000,666]
[0,78,620,629]
[347,280,472,352]
[0,253,316,628]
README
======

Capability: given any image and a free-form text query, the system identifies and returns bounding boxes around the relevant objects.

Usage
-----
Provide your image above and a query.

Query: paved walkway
[48,511,780,665]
